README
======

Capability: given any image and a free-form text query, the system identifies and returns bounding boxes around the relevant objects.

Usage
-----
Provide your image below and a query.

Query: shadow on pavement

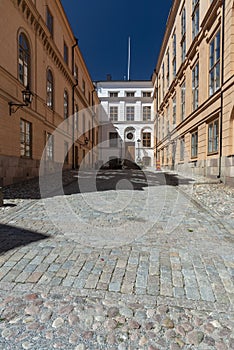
[0,224,49,254]
[63,170,194,195]
[2,169,194,200]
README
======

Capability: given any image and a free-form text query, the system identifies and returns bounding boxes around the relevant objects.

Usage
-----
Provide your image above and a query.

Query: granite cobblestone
[0,170,233,348]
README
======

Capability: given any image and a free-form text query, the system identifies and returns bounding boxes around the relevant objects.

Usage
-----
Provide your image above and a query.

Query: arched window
[64,90,68,119]
[18,33,30,87]
[47,69,54,109]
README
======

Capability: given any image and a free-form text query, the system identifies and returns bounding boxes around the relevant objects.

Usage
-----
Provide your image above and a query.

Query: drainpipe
[91,86,96,168]
[155,73,159,168]
[218,0,225,179]
[72,38,78,169]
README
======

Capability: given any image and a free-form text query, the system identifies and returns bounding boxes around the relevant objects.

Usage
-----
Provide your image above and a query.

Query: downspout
[91,84,97,168]
[218,0,225,179]
[155,73,159,168]
[72,38,78,169]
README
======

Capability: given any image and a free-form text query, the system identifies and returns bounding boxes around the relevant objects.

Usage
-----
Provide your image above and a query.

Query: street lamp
[8,85,33,116]
[120,138,123,160]
[137,138,141,162]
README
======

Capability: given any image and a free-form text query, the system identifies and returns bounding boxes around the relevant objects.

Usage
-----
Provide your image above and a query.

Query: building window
[64,90,68,119]
[110,106,118,121]
[46,69,54,109]
[162,148,164,165]
[181,38,186,63]
[158,117,161,141]
[172,32,176,78]
[192,0,199,39]
[88,120,91,141]
[64,141,69,164]
[166,50,170,88]
[46,7,53,37]
[20,119,32,158]
[143,133,151,147]
[162,63,165,98]
[74,64,78,82]
[109,92,118,97]
[181,81,186,121]
[208,119,219,153]
[18,33,30,87]
[173,95,176,125]
[126,106,135,121]
[158,75,161,105]
[167,107,170,134]
[192,62,199,110]
[143,106,151,121]
[142,91,151,97]
[75,104,78,130]
[166,146,169,164]
[82,113,86,134]
[126,91,135,97]
[109,132,118,147]
[64,41,68,65]
[82,79,86,96]
[180,137,185,161]
[181,6,186,62]
[191,130,198,158]
[209,30,220,96]
[46,132,54,160]
[162,114,165,139]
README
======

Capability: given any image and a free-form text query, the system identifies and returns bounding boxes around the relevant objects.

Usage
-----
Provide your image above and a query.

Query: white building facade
[96,80,155,168]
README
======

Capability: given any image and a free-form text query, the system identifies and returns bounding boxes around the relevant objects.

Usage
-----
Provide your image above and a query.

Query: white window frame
[192,61,199,110]
[126,106,135,121]
[209,30,221,96]
[109,106,118,121]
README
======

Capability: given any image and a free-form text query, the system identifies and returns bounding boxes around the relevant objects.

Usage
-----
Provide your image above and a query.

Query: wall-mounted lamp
[8,85,33,116]
[137,138,141,162]
[80,137,89,147]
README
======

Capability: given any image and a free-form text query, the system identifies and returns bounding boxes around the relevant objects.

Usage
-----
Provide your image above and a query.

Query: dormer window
[142,92,151,97]
[126,91,135,97]
[109,92,118,97]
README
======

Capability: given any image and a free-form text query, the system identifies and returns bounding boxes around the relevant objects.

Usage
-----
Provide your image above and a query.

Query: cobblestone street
[0,169,233,350]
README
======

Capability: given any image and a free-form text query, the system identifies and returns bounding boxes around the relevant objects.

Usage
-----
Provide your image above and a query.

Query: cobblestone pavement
[0,169,233,349]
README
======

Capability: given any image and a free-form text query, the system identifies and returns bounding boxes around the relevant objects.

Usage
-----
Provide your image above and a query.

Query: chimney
[106,74,112,81]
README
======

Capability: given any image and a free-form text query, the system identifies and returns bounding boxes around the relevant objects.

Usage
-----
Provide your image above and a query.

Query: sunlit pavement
[0,169,233,349]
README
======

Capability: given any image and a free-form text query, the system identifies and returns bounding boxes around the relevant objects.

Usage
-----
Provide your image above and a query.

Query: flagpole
[127,37,131,81]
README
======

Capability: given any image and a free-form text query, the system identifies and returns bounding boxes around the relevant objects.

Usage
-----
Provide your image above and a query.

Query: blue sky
[61,0,173,81]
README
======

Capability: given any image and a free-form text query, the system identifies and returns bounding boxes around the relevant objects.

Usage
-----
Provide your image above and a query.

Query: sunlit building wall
[0,0,99,186]
[153,0,234,185]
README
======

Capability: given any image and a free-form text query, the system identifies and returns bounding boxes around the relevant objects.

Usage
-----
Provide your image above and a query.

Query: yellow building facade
[153,0,234,185]
[0,0,99,186]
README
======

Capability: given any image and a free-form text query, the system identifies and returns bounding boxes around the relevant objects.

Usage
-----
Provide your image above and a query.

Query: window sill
[207,151,218,156]
[20,156,32,159]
